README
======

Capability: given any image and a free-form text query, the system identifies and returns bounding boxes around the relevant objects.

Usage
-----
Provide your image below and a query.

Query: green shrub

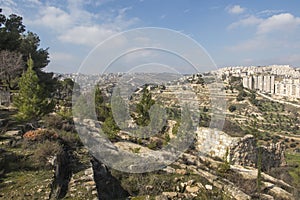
[58,130,82,146]
[148,141,157,150]
[130,147,141,154]
[42,114,64,129]
[33,140,62,168]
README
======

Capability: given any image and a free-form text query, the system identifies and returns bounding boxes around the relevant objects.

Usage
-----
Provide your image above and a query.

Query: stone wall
[196,127,239,159]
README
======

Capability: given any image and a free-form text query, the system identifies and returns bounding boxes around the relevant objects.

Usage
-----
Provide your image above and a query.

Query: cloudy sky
[1,0,300,73]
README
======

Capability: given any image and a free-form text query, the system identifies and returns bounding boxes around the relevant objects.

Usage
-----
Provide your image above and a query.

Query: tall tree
[13,56,53,122]
[0,13,25,51]
[0,11,55,93]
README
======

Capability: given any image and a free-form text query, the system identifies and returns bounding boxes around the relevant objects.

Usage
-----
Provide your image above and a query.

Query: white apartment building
[274,79,300,98]
[243,75,275,94]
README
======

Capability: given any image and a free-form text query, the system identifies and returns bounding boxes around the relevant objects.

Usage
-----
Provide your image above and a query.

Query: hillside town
[213,65,300,99]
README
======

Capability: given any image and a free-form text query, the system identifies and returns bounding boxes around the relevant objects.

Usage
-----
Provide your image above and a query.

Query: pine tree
[135,87,155,126]
[14,56,53,122]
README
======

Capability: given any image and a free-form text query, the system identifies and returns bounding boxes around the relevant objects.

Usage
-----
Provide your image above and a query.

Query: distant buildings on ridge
[214,65,300,99]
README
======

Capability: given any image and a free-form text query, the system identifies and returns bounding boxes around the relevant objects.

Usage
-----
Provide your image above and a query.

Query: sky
[1,0,300,73]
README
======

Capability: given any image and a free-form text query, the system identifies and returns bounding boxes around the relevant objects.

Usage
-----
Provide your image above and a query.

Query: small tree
[135,87,155,126]
[14,56,53,122]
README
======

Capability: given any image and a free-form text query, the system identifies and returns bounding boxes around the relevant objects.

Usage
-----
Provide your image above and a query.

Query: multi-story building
[243,75,276,94]
[274,78,300,98]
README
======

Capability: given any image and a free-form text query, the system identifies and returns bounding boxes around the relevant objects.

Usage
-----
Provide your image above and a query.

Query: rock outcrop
[196,128,286,171]
[230,134,286,171]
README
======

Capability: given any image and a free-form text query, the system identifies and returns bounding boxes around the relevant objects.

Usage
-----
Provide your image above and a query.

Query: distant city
[211,65,300,99]
[55,65,300,100]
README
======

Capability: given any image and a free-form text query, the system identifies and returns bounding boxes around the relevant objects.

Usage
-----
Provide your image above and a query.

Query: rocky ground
[1,108,297,200]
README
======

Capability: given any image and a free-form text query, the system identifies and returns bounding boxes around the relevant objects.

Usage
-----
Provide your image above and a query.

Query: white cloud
[24,0,41,5]
[226,5,245,15]
[0,0,19,15]
[58,25,117,46]
[227,35,268,51]
[257,9,284,17]
[29,6,73,30]
[226,12,300,67]
[26,1,139,47]
[257,13,300,34]
[50,52,75,61]
[228,13,300,35]
[160,14,166,19]
[57,6,139,47]
[228,15,262,30]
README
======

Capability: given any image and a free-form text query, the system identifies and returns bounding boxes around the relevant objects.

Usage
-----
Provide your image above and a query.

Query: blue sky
[1,0,300,73]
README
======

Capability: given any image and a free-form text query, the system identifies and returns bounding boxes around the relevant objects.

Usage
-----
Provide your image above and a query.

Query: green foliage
[130,147,141,154]
[236,90,247,101]
[73,92,94,119]
[0,11,53,92]
[0,13,25,51]
[56,78,78,103]
[147,141,157,150]
[57,106,73,121]
[13,57,53,122]
[147,104,166,134]
[199,110,211,127]
[172,121,180,135]
[58,130,81,147]
[135,87,155,126]
[217,148,231,176]
[95,86,110,121]
[111,87,129,129]
[33,140,62,168]
[249,92,258,106]
[90,85,121,139]
[102,115,120,140]
[286,152,300,189]
[229,76,243,91]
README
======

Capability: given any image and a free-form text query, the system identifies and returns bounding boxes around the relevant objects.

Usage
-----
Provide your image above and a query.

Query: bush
[42,114,75,132]
[228,105,237,112]
[23,129,58,141]
[58,131,82,146]
[148,141,157,150]
[42,114,64,129]
[290,143,297,148]
[33,140,62,168]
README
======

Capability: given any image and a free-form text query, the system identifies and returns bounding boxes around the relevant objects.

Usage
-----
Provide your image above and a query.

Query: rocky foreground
[0,112,298,199]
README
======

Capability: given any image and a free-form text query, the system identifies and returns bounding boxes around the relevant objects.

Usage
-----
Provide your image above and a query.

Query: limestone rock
[175,169,187,175]
[185,185,200,193]
[205,184,213,190]
[162,191,177,198]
